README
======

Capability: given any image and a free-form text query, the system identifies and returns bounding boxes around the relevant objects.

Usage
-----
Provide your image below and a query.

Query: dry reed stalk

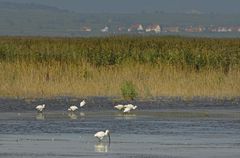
[0,61,239,98]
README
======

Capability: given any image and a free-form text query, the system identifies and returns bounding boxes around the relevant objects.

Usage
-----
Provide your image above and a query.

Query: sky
[0,0,240,14]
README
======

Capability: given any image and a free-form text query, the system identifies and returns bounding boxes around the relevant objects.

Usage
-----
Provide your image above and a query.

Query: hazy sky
[1,0,240,13]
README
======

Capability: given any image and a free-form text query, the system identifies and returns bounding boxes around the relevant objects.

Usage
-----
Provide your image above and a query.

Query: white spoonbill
[80,100,86,107]
[123,107,132,113]
[123,104,137,113]
[124,104,137,110]
[35,104,45,112]
[68,105,78,112]
[114,104,124,111]
[94,130,111,143]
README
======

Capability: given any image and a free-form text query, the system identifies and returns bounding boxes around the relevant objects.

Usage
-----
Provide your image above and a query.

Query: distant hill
[0,2,66,11]
[0,2,81,36]
[0,2,240,37]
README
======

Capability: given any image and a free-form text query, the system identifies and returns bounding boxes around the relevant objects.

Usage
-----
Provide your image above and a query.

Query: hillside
[0,2,81,36]
[0,2,240,36]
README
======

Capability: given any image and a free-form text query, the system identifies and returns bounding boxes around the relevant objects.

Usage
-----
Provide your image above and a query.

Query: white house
[101,26,109,32]
[137,24,144,31]
[81,26,92,32]
[217,27,232,32]
[128,24,144,32]
[145,24,161,33]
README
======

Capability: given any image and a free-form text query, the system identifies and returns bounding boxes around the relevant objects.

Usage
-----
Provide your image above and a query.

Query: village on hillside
[80,24,240,34]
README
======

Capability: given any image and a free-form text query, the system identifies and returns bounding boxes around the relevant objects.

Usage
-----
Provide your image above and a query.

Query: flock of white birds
[67,100,86,112]
[35,100,137,143]
[114,104,138,113]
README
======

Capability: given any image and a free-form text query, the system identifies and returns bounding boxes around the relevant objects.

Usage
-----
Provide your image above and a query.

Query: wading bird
[124,104,137,110]
[123,107,132,113]
[35,104,45,112]
[68,105,78,112]
[80,100,86,107]
[114,104,125,111]
[117,104,137,113]
[94,130,111,143]
[123,104,137,113]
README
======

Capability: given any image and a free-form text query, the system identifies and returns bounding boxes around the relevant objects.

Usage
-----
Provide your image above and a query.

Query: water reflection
[67,112,86,120]
[94,142,109,153]
[115,113,136,120]
[68,113,78,120]
[35,113,45,120]
[79,112,85,117]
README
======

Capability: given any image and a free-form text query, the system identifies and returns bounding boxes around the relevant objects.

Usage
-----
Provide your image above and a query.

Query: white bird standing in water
[80,100,86,107]
[123,107,132,113]
[94,130,111,143]
[35,104,45,112]
[114,104,125,111]
[123,104,137,113]
[124,104,137,110]
[68,105,78,112]
[114,103,138,113]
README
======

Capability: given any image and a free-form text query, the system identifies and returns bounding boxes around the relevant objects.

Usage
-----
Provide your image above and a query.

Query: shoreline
[0,95,239,112]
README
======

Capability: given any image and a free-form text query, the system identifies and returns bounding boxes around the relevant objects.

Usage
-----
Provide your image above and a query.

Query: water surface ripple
[0,97,239,158]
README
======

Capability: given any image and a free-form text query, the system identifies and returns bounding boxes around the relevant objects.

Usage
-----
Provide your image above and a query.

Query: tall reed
[0,61,239,98]
[0,36,239,98]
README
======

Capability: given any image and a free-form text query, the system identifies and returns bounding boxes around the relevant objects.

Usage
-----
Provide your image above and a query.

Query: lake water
[0,97,239,158]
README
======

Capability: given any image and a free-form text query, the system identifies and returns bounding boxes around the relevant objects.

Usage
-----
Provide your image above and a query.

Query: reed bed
[0,36,239,98]
[0,61,239,98]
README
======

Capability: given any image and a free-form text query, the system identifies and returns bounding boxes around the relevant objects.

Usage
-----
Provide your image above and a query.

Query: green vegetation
[0,36,239,98]
[121,81,138,100]
[0,36,239,70]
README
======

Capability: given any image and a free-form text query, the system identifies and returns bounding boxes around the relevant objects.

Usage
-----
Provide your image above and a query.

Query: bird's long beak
[108,133,111,145]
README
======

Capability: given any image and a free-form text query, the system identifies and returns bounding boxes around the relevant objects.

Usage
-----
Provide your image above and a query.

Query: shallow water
[0,98,240,158]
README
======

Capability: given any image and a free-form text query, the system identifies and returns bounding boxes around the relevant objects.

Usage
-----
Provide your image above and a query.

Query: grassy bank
[0,36,239,98]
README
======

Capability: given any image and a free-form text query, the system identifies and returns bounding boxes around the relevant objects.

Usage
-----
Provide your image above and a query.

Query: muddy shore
[0,96,239,112]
